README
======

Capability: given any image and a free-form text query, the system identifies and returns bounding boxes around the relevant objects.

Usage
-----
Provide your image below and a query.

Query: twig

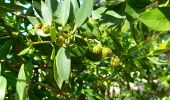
[31,41,51,45]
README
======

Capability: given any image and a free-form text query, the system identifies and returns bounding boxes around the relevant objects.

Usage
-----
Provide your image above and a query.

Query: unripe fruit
[34,23,42,29]
[102,47,112,57]
[110,56,121,67]
[93,44,102,54]
[56,36,65,46]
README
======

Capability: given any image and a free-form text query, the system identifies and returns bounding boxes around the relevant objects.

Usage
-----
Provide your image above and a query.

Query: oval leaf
[58,0,70,26]
[45,0,59,15]
[71,0,79,16]
[0,76,7,100]
[139,7,170,31]
[74,0,93,29]
[41,1,52,25]
[53,58,64,89]
[15,62,33,100]
[56,47,71,80]
[17,47,30,56]
[147,57,168,65]
[92,7,107,19]
[27,16,44,26]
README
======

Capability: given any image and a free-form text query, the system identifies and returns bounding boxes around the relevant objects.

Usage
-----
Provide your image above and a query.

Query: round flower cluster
[110,56,122,67]
[93,44,102,54]
[102,47,112,57]
[93,44,112,57]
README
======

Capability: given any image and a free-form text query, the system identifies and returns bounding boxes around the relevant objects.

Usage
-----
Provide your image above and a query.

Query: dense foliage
[0,0,170,99]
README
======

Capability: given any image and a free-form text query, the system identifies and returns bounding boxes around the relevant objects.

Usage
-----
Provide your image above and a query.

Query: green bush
[0,0,170,99]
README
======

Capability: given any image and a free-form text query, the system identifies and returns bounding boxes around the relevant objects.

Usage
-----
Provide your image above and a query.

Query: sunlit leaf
[74,0,93,29]
[147,57,167,65]
[27,16,44,26]
[71,0,79,16]
[139,7,170,31]
[106,10,125,19]
[53,58,64,89]
[0,76,7,100]
[58,0,70,26]
[56,47,71,80]
[125,4,139,19]
[45,0,59,14]
[17,47,31,56]
[15,62,33,100]
[92,7,107,19]
[41,1,52,25]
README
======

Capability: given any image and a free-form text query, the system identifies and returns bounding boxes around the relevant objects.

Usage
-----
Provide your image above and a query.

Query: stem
[31,41,51,45]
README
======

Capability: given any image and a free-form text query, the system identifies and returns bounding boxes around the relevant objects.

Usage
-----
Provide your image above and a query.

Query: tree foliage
[0,0,170,99]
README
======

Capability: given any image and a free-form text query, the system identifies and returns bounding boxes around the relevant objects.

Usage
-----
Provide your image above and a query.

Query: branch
[38,83,70,99]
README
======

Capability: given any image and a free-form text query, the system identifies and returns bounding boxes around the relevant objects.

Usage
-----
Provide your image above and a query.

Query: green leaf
[71,0,79,16]
[53,58,64,89]
[50,27,57,42]
[27,16,44,26]
[32,1,42,17]
[105,10,125,19]
[74,0,93,29]
[45,0,59,14]
[56,47,71,80]
[0,3,25,15]
[58,0,70,26]
[32,1,41,11]
[50,46,56,60]
[147,57,167,65]
[0,40,13,59]
[0,63,2,76]
[15,62,33,100]
[139,7,170,31]
[128,36,154,54]
[125,4,139,19]
[70,46,87,57]
[17,47,31,56]
[92,7,107,19]
[0,76,7,100]
[41,1,52,25]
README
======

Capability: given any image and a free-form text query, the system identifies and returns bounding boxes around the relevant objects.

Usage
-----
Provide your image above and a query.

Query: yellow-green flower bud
[93,44,102,54]
[110,56,121,67]
[102,47,112,57]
